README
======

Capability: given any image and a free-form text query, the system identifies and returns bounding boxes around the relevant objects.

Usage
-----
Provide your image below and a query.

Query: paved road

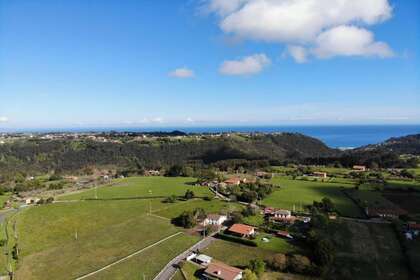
[153,236,216,280]
[0,208,17,223]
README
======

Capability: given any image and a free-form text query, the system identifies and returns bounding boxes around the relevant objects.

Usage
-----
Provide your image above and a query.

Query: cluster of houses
[263,207,311,224]
[187,253,243,280]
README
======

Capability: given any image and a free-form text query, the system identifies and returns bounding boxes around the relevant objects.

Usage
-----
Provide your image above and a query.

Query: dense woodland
[0,133,418,181]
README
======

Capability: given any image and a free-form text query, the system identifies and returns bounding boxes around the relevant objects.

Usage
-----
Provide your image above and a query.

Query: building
[193,254,213,266]
[408,222,420,231]
[273,209,291,219]
[353,165,367,172]
[223,177,243,186]
[145,170,160,176]
[313,171,327,178]
[203,214,228,226]
[25,197,40,205]
[203,261,243,280]
[228,224,255,238]
[256,171,272,179]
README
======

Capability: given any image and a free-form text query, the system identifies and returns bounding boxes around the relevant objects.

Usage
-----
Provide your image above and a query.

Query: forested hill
[358,134,420,155]
[0,133,337,176]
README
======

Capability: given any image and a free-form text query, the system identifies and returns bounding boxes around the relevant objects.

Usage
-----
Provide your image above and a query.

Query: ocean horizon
[2,124,420,149]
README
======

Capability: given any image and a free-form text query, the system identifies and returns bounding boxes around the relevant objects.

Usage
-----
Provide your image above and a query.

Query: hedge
[216,233,257,247]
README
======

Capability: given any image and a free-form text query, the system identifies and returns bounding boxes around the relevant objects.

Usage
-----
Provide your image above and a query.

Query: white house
[203,214,228,226]
[273,209,291,219]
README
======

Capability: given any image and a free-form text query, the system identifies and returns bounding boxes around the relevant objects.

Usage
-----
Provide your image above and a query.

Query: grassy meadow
[58,176,211,201]
[263,177,363,217]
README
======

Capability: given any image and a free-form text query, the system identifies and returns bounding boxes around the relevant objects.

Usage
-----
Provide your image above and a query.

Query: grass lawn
[0,194,10,209]
[154,199,243,220]
[385,180,420,190]
[11,199,192,280]
[58,176,212,200]
[87,233,200,280]
[254,233,296,253]
[202,239,282,268]
[242,213,265,227]
[180,262,201,280]
[262,177,363,217]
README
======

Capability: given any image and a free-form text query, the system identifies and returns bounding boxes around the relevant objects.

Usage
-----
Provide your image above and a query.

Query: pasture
[262,177,363,217]
[58,176,211,201]
[12,200,188,279]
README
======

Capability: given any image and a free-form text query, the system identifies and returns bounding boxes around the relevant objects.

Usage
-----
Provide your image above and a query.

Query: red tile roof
[228,224,255,235]
[204,261,242,280]
[224,177,241,185]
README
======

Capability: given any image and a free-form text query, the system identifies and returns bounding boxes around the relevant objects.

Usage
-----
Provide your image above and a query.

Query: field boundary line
[74,231,183,280]
[148,213,171,221]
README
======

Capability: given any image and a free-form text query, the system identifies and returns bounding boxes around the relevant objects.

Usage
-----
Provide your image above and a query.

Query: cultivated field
[334,220,410,279]
[263,177,363,217]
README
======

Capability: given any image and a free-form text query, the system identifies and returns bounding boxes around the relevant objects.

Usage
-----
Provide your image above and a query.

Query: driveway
[153,236,216,280]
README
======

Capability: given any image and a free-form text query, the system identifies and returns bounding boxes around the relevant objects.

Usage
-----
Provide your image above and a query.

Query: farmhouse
[145,170,160,176]
[224,177,243,186]
[273,209,291,219]
[228,224,255,238]
[203,214,227,226]
[25,197,40,205]
[353,165,367,172]
[256,171,272,179]
[203,261,243,280]
[313,171,327,178]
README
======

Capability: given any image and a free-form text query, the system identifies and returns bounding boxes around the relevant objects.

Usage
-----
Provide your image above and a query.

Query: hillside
[0,133,337,176]
[359,134,420,155]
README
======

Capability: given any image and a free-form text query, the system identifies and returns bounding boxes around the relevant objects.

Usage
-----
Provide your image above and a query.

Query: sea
[5,124,420,149]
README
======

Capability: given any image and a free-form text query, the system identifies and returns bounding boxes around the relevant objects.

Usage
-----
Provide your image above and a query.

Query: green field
[154,199,242,219]
[202,239,291,268]
[262,177,363,217]
[12,200,191,279]
[58,176,212,200]
[88,233,200,280]
[5,176,245,279]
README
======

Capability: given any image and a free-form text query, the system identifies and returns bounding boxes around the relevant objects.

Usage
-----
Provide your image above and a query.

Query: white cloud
[219,53,271,76]
[286,45,308,63]
[312,25,394,58]
[0,117,8,123]
[169,67,195,78]
[205,0,394,61]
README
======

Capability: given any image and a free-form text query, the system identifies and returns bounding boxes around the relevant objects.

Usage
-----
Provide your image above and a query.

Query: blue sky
[0,0,419,129]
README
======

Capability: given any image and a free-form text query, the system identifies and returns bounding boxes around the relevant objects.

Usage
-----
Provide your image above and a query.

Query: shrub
[267,254,287,271]
[216,233,257,247]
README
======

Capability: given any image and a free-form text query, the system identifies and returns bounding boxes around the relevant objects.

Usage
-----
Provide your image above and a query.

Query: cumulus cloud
[205,0,394,61]
[312,25,394,58]
[286,45,308,63]
[0,117,8,123]
[219,53,271,76]
[169,67,195,78]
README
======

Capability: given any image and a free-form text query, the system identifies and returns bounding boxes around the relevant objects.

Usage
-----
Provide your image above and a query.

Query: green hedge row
[216,233,257,247]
